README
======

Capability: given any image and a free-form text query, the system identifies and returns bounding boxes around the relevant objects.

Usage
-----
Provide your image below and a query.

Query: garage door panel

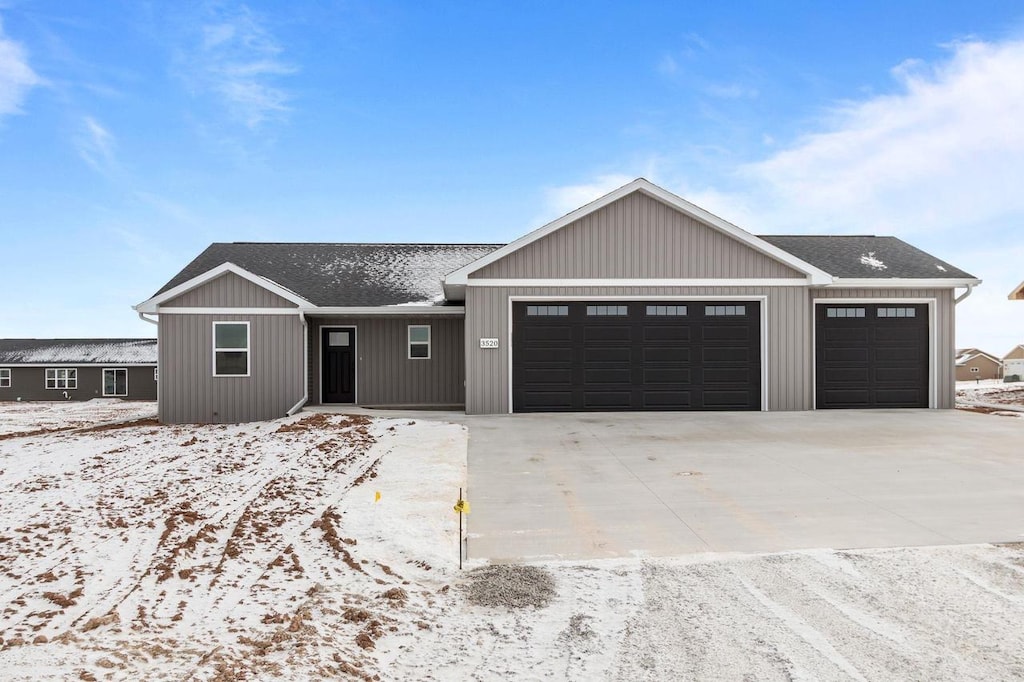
[514,300,761,412]
[816,303,928,409]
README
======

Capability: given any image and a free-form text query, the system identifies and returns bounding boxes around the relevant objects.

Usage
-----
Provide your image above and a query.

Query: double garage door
[512,301,761,412]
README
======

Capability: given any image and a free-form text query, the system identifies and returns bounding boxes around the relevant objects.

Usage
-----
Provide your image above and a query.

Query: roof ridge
[223,242,506,247]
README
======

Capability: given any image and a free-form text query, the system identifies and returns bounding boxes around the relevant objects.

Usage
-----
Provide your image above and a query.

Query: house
[0,339,157,402]
[135,179,980,424]
[954,348,1003,381]
[1003,344,1024,380]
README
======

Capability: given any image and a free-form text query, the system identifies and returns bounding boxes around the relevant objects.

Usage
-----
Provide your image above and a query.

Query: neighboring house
[954,348,1003,381]
[135,179,980,424]
[0,339,157,402]
[1004,344,1024,380]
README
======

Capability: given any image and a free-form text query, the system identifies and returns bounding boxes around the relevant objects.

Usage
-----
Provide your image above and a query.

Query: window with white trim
[213,322,250,376]
[705,305,746,316]
[526,305,568,316]
[154,367,159,382]
[586,305,628,316]
[408,325,431,359]
[826,307,866,318]
[646,305,687,316]
[46,368,77,390]
[0,368,9,388]
[103,368,128,397]
[877,307,917,318]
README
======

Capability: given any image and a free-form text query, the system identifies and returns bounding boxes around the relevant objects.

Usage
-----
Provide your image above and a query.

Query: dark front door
[322,327,356,403]
[512,301,761,412]
[816,303,929,408]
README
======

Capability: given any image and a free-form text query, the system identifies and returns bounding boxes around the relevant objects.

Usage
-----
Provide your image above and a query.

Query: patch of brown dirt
[76,418,161,434]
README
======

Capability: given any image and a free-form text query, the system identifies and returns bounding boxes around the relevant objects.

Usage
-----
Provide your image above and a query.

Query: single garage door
[816,303,929,408]
[512,301,761,412]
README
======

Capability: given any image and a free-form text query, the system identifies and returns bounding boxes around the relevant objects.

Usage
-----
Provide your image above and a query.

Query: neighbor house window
[408,325,431,359]
[213,322,250,376]
[0,368,10,388]
[646,305,687,316]
[154,367,159,382]
[45,368,77,390]
[877,307,917,318]
[705,305,746,316]
[970,367,980,374]
[826,307,866,318]
[103,368,128,397]
[586,305,628,316]
[526,305,569,316]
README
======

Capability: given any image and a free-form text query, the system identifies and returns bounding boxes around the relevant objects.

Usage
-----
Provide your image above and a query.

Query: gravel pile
[465,564,557,609]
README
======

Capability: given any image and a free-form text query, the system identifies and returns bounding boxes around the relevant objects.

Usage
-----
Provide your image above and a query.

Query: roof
[955,349,1002,366]
[156,243,502,307]
[757,236,976,280]
[0,339,157,365]
[1009,280,1024,300]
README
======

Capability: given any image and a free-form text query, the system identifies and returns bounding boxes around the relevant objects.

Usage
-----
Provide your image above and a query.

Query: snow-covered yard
[956,379,1024,417]
[0,399,157,437]
[1,402,1023,680]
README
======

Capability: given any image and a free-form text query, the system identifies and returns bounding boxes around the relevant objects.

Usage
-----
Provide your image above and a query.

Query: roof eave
[822,277,982,288]
[135,262,313,313]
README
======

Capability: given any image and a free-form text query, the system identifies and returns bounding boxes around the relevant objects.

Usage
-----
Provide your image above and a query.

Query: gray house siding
[158,314,303,423]
[471,192,804,280]
[810,288,956,409]
[308,316,465,407]
[163,272,298,308]
[465,285,812,415]
[0,365,157,402]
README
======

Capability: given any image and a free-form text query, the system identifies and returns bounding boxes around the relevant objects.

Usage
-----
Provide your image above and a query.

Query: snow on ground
[2,404,1024,680]
[956,380,1024,418]
[0,400,157,437]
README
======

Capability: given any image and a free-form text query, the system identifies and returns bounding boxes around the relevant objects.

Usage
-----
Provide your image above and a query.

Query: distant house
[0,339,157,402]
[954,348,1003,381]
[1004,344,1024,380]
[134,178,981,424]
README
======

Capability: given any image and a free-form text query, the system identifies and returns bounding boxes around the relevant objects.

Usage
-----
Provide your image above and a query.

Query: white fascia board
[1009,279,1024,300]
[300,306,466,316]
[824,277,983,288]
[467,278,810,288]
[443,178,833,286]
[134,262,313,313]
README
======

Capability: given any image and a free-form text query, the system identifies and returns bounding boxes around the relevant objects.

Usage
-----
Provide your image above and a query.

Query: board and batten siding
[471,192,803,280]
[163,272,298,308]
[307,316,465,407]
[158,313,303,423]
[465,285,812,415]
[811,288,956,409]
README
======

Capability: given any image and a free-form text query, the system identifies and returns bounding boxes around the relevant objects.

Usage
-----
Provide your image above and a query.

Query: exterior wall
[1004,345,1024,361]
[1004,358,1024,379]
[471,192,803,279]
[307,316,465,407]
[163,272,297,308]
[810,288,956,409]
[465,285,812,414]
[0,365,157,402]
[158,314,303,423]
[956,357,1002,381]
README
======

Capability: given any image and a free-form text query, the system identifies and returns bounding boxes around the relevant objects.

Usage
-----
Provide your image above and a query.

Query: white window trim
[45,367,78,390]
[212,321,251,378]
[102,368,129,397]
[0,368,10,388]
[408,325,431,360]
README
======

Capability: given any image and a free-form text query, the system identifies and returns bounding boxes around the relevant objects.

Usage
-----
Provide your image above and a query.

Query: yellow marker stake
[453,499,470,514]
[374,491,381,503]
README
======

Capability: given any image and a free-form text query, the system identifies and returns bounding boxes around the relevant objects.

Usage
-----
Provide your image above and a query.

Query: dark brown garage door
[512,301,761,412]
[816,303,929,408]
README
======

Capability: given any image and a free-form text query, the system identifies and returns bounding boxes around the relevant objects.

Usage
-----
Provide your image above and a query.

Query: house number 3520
[479,338,499,349]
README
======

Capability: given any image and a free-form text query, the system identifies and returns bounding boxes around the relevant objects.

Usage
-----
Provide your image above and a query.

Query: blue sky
[2,1,1024,355]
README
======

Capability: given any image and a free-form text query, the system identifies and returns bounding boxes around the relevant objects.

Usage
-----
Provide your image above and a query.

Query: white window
[154,367,159,382]
[103,368,128,397]
[0,368,9,388]
[408,325,431,359]
[45,368,77,390]
[213,322,250,376]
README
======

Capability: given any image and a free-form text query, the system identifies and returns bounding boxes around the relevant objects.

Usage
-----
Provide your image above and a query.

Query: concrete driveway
[465,409,1024,561]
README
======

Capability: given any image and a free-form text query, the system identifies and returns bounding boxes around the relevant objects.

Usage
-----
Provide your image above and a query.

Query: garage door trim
[812,297,936,409]
[507,295,768,414]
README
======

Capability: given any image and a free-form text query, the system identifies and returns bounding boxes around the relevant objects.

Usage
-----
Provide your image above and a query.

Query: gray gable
[758,236,975,280]
[158,243,503,307]
[0,339,157,364]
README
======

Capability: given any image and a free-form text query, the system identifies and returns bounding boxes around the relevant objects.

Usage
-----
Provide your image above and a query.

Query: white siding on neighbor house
[471,192,805,280]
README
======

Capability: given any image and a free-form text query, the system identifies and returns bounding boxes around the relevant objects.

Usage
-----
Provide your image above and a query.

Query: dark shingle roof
[0,339,157,364]
[758,235,976,280]
[157,243,503,307]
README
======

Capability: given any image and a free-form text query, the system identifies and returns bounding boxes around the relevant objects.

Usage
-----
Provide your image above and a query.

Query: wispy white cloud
[705,83,758,99]
[0,15,43,118]
[541,173,638,222]
[74,115,117,174]
[177,3,297,130]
